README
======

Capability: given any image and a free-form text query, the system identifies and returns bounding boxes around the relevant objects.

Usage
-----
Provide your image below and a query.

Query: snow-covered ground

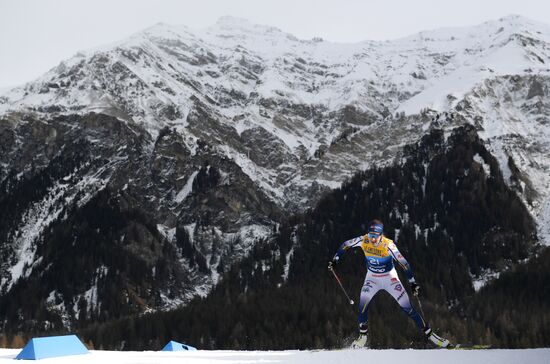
[0,348,549,364]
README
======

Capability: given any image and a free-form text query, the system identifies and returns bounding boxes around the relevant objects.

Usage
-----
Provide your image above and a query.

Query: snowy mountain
[1,14,549,334]
[3,15,550,213]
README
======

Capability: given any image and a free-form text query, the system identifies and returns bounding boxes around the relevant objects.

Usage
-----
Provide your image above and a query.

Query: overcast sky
[1,0,550,88]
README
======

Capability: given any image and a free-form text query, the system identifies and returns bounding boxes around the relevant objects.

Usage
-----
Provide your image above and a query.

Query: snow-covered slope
[462,76,550,245]
[0,348,549,364]
[396,15,550,114]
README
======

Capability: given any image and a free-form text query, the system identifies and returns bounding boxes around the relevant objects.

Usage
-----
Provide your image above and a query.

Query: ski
[448,344,492,350]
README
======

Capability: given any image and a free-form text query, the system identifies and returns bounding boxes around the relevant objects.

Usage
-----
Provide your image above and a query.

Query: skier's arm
[332,236,363,262]
[388,241,416,283]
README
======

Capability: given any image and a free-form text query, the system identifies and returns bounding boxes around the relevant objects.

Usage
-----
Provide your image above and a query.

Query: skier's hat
[367,222,384,236]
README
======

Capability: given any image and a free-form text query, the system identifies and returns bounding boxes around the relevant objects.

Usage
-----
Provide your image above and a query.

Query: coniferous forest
[71,125,549,350]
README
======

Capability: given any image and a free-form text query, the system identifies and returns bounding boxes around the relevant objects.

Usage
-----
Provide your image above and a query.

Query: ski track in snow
[0,348,549,364]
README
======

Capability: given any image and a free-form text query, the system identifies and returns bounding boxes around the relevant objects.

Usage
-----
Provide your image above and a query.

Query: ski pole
[414,293,426,319]
[329,267,355,305]
[413,288,453,348]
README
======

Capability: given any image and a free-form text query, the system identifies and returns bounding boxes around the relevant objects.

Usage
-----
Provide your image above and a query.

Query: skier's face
[367,232,381,244]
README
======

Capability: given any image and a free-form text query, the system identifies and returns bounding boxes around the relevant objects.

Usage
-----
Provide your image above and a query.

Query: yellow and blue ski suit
[333,234,427,331]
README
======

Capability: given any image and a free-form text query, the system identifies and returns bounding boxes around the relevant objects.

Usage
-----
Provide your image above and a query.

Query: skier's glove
[411,282,420,296]
[328,257,339,271]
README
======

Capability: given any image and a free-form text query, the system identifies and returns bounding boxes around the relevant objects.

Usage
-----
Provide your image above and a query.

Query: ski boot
[351,323,368,349]
[424,327,451,348]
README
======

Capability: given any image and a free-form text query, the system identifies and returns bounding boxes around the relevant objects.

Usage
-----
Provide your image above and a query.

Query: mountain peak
[490,14,550,34]
[209,15,287,37]
[497,14,536,24]
[141,22,194,40]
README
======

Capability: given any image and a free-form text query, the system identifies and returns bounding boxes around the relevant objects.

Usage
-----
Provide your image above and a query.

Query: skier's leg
[385,270,426,331]
[357,272,380,332]
[352,271,381,347]
[385,270,451,348]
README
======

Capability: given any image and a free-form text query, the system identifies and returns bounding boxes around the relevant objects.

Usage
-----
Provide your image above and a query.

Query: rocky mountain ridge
[2,15,550,213]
